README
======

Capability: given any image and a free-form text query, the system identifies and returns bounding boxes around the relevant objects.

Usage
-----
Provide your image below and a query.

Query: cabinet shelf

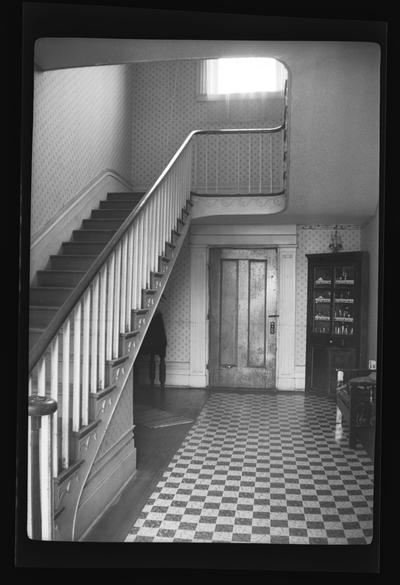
[335,298,354,303]
[334,280,354,285]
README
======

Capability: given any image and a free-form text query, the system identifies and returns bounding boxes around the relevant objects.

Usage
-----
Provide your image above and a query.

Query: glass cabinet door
[312,266,333,334]
[333,264,356,336]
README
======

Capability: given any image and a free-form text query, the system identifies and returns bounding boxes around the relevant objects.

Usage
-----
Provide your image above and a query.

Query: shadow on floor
[82,384,209,542]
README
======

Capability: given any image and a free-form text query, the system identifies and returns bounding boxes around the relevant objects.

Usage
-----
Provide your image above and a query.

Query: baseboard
[295,365,306,391]
[135,357,191,387]
[30,169,134,284]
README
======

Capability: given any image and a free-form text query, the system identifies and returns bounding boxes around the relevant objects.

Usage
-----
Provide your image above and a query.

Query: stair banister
[27,123,286,541]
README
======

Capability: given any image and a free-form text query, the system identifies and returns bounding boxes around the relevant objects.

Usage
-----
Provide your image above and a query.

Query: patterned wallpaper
[295,225,361,366]
[162,233,191,363]
[130,60,285,191]
[31,64,134,236]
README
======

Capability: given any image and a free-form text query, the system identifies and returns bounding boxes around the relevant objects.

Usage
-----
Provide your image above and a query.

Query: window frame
[196,58,287,102]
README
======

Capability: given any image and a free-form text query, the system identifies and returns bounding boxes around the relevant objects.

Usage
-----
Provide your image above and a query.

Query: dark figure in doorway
[139,306,167,389]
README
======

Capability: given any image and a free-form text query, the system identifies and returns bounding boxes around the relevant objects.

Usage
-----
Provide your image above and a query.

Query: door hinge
[206,362,209,370]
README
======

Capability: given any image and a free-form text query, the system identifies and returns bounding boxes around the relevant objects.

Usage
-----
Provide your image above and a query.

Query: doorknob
[268,314,279,318]
[222,364,234,368]
[270,322,276,334]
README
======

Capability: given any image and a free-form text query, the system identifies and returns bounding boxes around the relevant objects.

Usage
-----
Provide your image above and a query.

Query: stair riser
[106,192,144,201]
[30,307,59,328]
[49,256,96,271]
[30,288,73,307]
[91,209,132,219]
[62,242,106,255]
[82,219,125,230]
[99,201,138,210]
[37,271,85,288]
[72,230,116,243]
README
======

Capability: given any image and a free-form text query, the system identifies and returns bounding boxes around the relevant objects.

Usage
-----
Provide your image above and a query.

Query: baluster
[136,213,144,307]
[27,413,32,538]
[205,135,208,194]
[98,266,107,389]
[247,134,251,193]
[155,189,161,262]
[38,356,45,397]
[72,303,81,432]
[125,227,134,328]
[142,207,149,291]
[50,337,59,477]
[81,290,90,427]
[173,166,178,232]
[61,319,70,468]
[132,219,140,311]
[269,134,273,194]
[120,235,128,333]
[236,136,240,194]
[193,138,197,193]
[216,135,219,194]
[90,274,99,394]
[106,254,115,361]
[150,198,157,272]
[163,183,168,256]
[113,243,122,358]
[166,178,171,248]
[37,357,52,538]
[259,134,262,194]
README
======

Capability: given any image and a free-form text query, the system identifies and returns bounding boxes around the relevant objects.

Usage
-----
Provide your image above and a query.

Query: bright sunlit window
[198,57,287,99]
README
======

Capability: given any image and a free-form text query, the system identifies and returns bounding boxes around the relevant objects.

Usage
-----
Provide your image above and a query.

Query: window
[198,57,287,99]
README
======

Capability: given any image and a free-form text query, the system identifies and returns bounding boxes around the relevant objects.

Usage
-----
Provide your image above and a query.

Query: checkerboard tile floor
[125,392,374,544]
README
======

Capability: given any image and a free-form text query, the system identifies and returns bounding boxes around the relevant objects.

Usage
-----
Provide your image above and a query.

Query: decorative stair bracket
[54,200,192,541]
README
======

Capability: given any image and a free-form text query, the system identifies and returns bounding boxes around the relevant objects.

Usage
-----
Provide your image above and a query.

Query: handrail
[29,124,285,372]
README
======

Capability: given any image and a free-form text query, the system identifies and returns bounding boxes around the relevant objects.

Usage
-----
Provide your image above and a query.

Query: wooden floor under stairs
[29,192,144,351]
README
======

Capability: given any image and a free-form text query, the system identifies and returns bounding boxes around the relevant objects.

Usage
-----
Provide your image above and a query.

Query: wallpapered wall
[130,59,285,191]
[295,225,361,366]
[162,233,191,364]
[31,64,134,237]
[158,224,362,373]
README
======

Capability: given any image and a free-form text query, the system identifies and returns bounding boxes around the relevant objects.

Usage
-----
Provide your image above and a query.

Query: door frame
[189,223,298,390]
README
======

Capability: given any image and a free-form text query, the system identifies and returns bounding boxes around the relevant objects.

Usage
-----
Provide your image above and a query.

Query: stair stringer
[52,200,192,541]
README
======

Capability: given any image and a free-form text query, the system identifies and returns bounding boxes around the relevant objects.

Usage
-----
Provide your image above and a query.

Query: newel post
[28,395,57,540]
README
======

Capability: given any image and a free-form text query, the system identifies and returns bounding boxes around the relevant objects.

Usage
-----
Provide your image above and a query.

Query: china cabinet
[305,251,369,395]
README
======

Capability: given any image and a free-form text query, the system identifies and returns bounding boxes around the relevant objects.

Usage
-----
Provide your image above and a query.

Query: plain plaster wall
[361,205,380,361]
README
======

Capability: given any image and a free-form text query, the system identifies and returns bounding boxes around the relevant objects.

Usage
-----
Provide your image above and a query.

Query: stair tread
[31,286,75,291]
[38,269,87,274]
[30,305,60,309]
[50,254,97,258]
[74,229,116,233]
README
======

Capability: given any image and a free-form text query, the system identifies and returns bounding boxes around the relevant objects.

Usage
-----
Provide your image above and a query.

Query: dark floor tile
[232,533,252,543]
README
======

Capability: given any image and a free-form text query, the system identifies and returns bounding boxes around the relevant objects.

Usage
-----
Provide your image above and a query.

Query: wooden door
[209,248,277,389]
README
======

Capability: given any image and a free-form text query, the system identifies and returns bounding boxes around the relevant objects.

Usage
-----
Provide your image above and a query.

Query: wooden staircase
[28,148,193,540]
[29,192,145,352]
[27,125,286,541]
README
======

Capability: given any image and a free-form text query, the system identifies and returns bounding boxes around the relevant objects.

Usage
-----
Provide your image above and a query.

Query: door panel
[209,248,277,389]
[219,260,238,366]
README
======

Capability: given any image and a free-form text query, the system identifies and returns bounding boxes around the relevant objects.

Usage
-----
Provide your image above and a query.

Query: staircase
[28,136,194,541]
[27,125,288,542]
[29,192,145,352]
